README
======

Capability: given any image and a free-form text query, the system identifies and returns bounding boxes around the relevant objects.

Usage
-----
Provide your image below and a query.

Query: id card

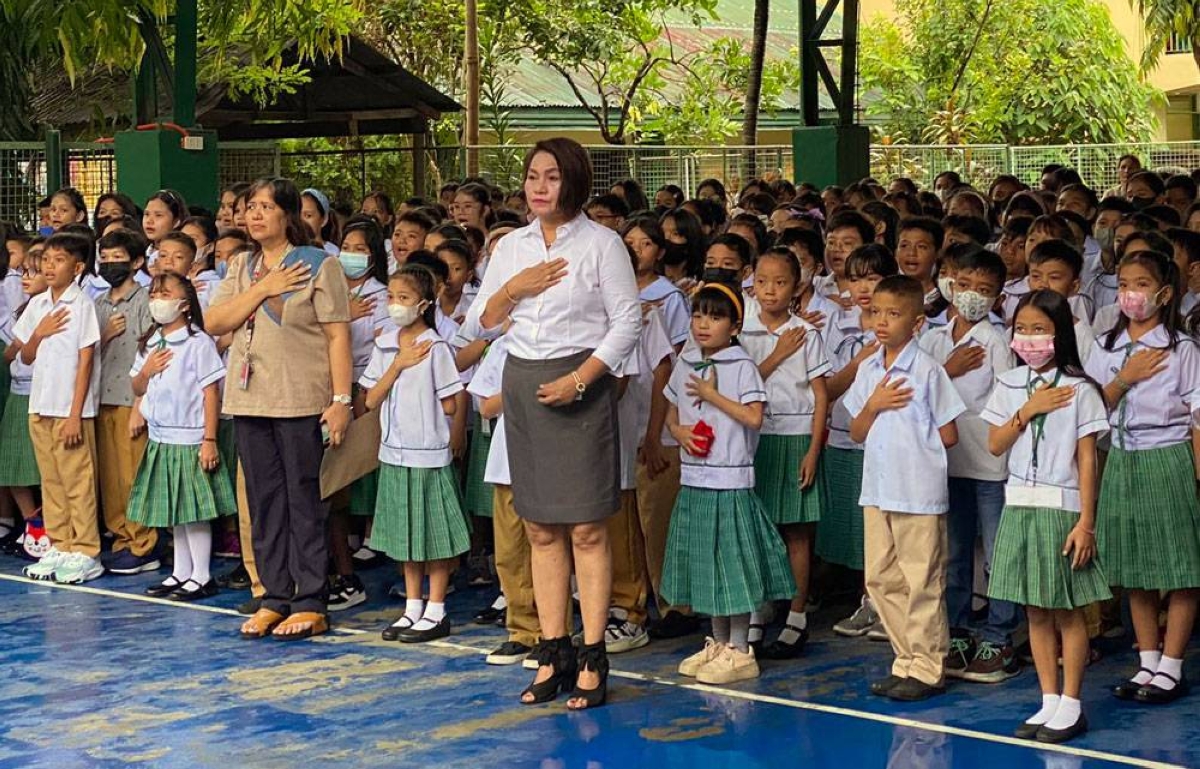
[1006,484,1063,508]
[238,357,252,390]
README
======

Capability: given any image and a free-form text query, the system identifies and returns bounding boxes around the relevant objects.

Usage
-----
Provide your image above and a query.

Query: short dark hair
[1167,227,1200,268]
[43,231,92,264]
[217,228,251,246]
[708,233,754,268]
[845,243,898,278]
[941,214,990,246]
[1030,214,1074,243]
[827,209,875,245]
[586,194,629,218]
[159,230,197,258]
[398,209,437,232]
[957,246,1008,286]
[900,216,946,247]
[406,250,450,284]
[1166,174,1198,202]
[1129,170,1166,196]
[97,229,149,262]
[873,274,925,315]
[523,138,592,219]
[728,212,769,254]
[777,227,825,266]
[1098,196,1135,216]
[1029,239,1084,278]
[246,178,309,247]
[1145,204,1182,228]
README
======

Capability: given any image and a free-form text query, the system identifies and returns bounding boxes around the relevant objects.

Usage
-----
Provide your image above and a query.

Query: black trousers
[235,415,328,614]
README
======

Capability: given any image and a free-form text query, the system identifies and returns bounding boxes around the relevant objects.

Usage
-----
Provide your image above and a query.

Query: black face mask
[662,242,691,267]
[702,267,741,285]
[1130,195,1155,211]
[98,262,133,288]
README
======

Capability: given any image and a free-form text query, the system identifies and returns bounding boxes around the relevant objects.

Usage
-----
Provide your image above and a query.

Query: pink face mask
[1118,289,1161,322]
[1011,333,1055,369]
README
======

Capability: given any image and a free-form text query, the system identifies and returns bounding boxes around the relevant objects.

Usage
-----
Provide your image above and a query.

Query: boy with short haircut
[818,211,875,302]
[392,210,436,272]
[2,231,30,320]
[941,214,990,249]
[584,194,630,232]
[919,249,1020,683]
[14,232,105,583]
[93,229,160,574]
[1166,227,1200,315]
[1027,239,1097,363]
[156,231,219,309]
[214,229,251,279]
[846,275,966,701]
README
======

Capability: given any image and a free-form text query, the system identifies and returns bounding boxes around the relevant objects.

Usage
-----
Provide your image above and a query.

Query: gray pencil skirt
[503,349,621,525]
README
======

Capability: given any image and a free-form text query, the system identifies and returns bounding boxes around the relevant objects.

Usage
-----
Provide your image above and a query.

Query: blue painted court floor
[0,553,1196,769]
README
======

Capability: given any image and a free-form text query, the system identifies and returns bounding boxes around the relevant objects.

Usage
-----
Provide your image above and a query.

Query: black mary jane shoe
[169,579,219,602]
[566,641,609,711]
[521,637,577,705]
[381,617,415,642]
[1112,668,1156,700]
[1134,673,1190,704]
[145,577,185,598]
[761,626,809,660]
[1036,713,1089,744]
[399,617,451,643]
[1014,721,1043,740]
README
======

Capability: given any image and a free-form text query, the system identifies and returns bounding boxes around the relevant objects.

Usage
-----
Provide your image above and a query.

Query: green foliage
[1132,0,1200,71]
[859,0,1160,145]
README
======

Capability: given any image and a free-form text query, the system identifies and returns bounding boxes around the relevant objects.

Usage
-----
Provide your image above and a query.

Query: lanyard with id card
[238,251,290,390]
[1007,369,1064,509]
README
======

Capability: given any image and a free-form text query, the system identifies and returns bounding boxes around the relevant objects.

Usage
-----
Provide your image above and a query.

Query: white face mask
[937,275,956,303]
[388,301,426,328]
[149,298,184,325]
[952,290,992,322]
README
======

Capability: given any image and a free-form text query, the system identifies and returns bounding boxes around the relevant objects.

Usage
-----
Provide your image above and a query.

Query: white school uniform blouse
[360,327,464,468]
[1091,303,1121,338]
[130,327,226,444]
[347,277,389,380]
[192,269,222,311]
[12,283,101,418]
[0,310,33,396]
[844,339,967,514]
[919,317,1013,481]
[617,309,672,490]
[1182,291,1199,317]
[1084,273,1118,321]
[1001,276,1031,322]
[81,273,109,301]
[665,345,768,490]
[824,306,873,450]
[1074,319,1096,366]
[0,269,22,323]
[981,367,1108,512]
[740,312,831,435]
[1083,325,1200,450]
[468,334,512,486]
[471,214,641,372]
[639,276,691,347]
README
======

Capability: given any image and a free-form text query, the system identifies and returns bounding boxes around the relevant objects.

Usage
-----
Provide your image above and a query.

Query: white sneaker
[23,547,67,580]
[679,637,722,677]
[696,644,760,685]
[52,553,105,584]
[833,596,880,637]
[866,621,890,642]
[604,609,650,654]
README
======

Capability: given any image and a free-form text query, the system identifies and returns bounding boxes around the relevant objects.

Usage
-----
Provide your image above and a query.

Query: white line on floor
[0,573,1183,769]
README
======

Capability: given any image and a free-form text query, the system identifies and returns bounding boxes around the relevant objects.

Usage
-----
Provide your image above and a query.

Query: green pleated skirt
[464,415,494,518]
[349,469,380,516]
[127,441,237,527]
[372,463,471,562]
[661,487,796,616]
[815,446,865,570]
[1097,442,1200,591]
[217,418,238,490]
[0,393,39,487]
[755,433,822,526]
[988,506,1112,609]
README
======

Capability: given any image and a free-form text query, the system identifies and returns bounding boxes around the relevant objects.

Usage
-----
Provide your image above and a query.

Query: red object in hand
[692,420,715,457]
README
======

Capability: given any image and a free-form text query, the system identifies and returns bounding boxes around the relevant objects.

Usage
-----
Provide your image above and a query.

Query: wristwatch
[333,394,353,408]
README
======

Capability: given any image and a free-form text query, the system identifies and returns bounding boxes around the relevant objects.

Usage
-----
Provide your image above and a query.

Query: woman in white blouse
[473,138,641,710]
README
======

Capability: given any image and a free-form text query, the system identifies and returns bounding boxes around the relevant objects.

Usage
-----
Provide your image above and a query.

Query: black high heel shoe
[520,637,577,705]
[567,641,609,710]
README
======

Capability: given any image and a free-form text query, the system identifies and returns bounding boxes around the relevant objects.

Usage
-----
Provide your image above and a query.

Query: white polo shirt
[1084,272,1118,321]
[919,317,1013,481]
[360,327,464,468]
[0,269,23,322]
[740,312,831,436]
[192,269,222,311]
[1083,325,1200,450]
[348,277,389,380]
[640,276,691,346]
[982,367,1109,512]
[665,344,768,490]
[1091,303,1121,338]
[0,309,33,396]
[844,339,967,514]
[12,283,101,418]
[130,327,226,444]
[823,306,873,450]
[1002,276,1031,322]
[467,334,510,485]
[617,308,671,490]
[1075,319,1096,366]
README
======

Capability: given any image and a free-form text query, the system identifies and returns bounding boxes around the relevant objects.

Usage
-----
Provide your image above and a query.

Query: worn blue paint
[0,554,1194,769]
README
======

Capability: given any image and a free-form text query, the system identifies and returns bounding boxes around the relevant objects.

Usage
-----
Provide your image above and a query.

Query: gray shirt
[95,283,153,407]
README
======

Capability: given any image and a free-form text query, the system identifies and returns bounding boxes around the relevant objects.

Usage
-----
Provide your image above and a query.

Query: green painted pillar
[792,126,870,187]
[174,0,198,128]
[45,129,62,193]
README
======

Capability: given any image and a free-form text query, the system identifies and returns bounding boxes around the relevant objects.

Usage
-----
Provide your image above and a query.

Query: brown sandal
[240,608,285,640]
[272,612,329,641]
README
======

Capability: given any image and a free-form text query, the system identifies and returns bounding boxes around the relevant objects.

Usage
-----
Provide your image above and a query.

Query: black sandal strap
[1151,671,1181,685]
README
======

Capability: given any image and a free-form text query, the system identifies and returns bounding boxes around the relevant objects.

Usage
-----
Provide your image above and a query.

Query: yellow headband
[704,282,744,324]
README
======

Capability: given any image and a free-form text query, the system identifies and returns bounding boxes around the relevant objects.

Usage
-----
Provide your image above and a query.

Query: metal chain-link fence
[0,143,47,230]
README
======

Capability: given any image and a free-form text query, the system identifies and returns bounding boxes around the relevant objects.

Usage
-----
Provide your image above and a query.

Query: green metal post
[45,129,62,193]
[174,0,198,127]
[133,60,157,125]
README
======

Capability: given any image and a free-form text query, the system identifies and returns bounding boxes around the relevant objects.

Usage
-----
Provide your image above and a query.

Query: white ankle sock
[1150,656,1183,690]
[404,599,425,622]
[1025,694,1060,726]
[1044,695,1081,731]
[778,611,808,644]
[171,526,192,582]
[492,594,507,611]
[412,601,446,631]
[748,610,764,644]
[1134,650,1162,685]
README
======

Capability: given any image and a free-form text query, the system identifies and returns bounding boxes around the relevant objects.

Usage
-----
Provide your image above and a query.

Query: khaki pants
[864,506,949,686]
[236,460,264,598]
[609,490,649,625]
[493,485,574,647]
[96,405,157,556]
[635,445,685,614]
[29,415,100,558]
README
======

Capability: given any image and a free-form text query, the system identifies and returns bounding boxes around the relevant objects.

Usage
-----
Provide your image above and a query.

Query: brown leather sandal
[272,611,329,641]
[240,608,286,640]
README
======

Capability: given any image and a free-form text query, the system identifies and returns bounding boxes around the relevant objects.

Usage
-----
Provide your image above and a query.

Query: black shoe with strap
[761,626,809,660]
[520,636,577,705]
[567,641,609,710]
[1134,672,1189,704]
[1112,668,1156,700]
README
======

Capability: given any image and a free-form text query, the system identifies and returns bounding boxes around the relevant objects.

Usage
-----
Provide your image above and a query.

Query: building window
[1167,32,1193,55]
